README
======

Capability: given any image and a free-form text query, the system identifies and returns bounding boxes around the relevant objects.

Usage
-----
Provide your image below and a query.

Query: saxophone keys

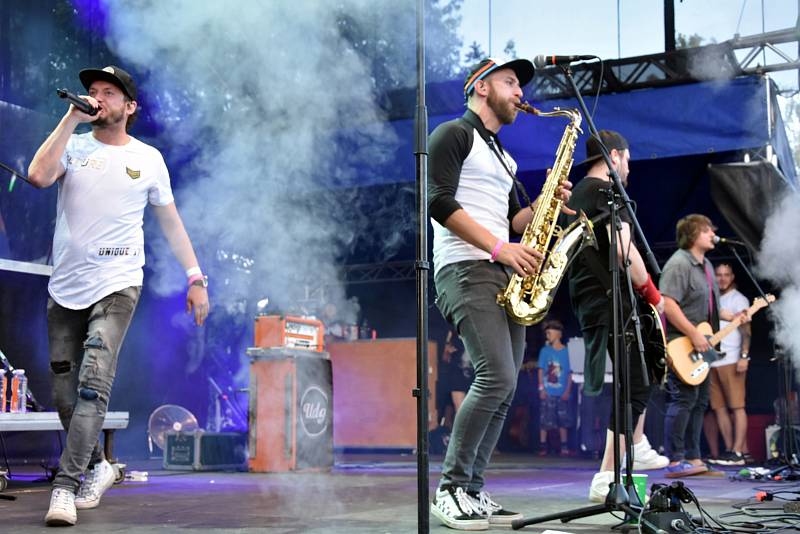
[540,271,559,289]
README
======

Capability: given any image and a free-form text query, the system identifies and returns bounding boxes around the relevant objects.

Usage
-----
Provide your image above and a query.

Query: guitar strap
[703,261,720,330]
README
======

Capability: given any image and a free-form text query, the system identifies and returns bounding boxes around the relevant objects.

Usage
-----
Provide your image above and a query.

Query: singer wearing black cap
[428,57,572,530]
[27,66,210,527]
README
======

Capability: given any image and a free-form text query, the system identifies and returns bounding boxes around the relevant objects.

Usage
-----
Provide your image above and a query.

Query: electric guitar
[666,294,775,385]
[641,301,668,387]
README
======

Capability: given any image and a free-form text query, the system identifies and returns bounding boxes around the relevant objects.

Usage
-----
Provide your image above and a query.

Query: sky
[458,0,799,92]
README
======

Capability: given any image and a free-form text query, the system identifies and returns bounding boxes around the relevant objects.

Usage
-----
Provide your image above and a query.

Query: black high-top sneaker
[466,490,523,526]
[430,486,489,531]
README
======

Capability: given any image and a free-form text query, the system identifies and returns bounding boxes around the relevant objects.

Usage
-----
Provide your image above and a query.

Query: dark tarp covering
[709,161,790,252]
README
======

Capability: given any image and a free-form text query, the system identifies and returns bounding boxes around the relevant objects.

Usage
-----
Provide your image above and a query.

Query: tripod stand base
[511,483,641,530]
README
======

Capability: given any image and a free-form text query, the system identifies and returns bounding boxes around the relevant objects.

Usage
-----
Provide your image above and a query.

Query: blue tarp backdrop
[381,74,796,188]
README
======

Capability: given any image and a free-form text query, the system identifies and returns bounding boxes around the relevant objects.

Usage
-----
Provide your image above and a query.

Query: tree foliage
[336,0,464,90]
[675,32,717,49]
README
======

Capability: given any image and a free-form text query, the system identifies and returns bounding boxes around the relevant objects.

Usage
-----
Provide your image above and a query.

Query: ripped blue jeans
[47,286,141,492]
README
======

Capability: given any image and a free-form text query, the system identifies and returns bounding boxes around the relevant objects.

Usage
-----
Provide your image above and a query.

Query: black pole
[413,0,430,531]
[664,0,676,52]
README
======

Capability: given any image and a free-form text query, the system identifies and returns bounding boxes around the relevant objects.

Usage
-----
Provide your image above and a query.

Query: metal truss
[342,261,419,284]
[530,27,800,100]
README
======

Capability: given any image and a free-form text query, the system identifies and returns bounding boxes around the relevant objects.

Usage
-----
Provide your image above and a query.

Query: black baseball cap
[79,65,137,100]
[578,130,629,167]
[463,57,535,97]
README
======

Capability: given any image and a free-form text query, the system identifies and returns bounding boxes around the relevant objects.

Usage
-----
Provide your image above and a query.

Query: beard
[92,106,126,129]
[486,89,517,125]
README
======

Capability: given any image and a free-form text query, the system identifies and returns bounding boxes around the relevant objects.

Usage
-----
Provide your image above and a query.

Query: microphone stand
[721,242,770,305]
[412,0,430,531]
[513,64,659,531]
[720,242,797,474]
[0,160,33,187]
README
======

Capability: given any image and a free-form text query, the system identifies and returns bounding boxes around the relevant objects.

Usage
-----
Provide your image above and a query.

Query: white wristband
[185,266,202,278]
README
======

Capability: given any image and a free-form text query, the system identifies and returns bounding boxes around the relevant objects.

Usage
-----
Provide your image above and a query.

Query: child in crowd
[538,319,574,456]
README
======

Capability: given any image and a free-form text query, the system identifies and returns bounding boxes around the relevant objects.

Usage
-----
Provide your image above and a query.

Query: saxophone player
[428,57,571,531]
[561,131,667,502]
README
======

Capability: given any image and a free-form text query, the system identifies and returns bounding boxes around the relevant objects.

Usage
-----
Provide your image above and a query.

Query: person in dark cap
[427,57,572,530]
[560,130,668,502]
[537,319,575,457]
[28,66,210,526]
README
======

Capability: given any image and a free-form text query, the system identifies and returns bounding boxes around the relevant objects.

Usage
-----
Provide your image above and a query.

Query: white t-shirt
[49,132,174,309]
[431,130,515,275]
[712,288,749,367]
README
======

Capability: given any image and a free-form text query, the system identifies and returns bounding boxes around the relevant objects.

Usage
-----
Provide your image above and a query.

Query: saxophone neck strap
[462,111,534,208]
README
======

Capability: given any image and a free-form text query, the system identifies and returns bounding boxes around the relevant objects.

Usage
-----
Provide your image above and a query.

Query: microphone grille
[532,55,548,69]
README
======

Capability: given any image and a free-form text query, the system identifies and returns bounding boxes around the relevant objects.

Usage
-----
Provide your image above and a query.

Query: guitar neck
[708,318,743,346]
[708,295,773,346]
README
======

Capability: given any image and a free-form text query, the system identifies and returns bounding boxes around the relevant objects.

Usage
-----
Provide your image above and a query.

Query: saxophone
[496,102,597,326]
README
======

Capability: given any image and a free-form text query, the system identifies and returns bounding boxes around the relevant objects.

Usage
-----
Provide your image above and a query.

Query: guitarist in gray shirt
[659,214,747,477]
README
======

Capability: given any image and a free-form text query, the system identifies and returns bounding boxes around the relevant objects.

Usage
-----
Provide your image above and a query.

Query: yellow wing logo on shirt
[126,166,141,179]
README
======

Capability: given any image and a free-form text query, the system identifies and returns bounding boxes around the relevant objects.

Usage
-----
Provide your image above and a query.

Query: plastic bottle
[0,370,6,413]
[10,369,27,414]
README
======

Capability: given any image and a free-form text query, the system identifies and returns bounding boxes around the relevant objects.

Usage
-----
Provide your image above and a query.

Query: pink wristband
[187,273,204,286]
[489,240,505,263]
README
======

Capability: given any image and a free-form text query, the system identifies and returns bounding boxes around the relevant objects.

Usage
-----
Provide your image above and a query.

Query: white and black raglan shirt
[428,109,522,276]
[50,132,174,309]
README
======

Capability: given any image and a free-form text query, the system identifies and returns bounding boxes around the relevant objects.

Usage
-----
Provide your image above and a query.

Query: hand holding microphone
[56,88,99,116]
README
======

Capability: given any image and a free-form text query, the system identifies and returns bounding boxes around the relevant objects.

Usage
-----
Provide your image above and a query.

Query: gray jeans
[47,286,141,492]
[435,260,525,492]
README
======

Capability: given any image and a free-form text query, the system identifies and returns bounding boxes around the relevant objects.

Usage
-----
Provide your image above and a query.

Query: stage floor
[0,454,785,533]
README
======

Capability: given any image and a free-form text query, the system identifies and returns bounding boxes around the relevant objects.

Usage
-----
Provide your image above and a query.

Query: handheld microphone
[712,235,747,247]
[56,88,99,116]
[533,54,597,69]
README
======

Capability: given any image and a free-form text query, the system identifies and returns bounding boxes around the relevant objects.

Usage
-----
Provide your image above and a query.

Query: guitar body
[665,294,774,386]
[666,322,715,385]
[642,302,668,387]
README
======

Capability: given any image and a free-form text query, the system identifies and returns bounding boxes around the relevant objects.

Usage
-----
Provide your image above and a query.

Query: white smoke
[757,190,800,377]
[100,0,414,321]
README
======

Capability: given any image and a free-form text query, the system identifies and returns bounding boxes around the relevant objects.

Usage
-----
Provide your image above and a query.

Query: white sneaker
[431,486,489,531]
[589,471,614,503]
[75,460,116,510]
[466,490,523,526]
[631,436,669,470]
[45,487,77,526]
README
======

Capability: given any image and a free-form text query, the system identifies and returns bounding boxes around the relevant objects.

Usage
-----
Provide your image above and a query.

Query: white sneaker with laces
[431,486,489,531]
[631,436,669,470]
[589,471,614,503]
[45,487,77,526]
[467,490,523,526]
[75,460,116,510]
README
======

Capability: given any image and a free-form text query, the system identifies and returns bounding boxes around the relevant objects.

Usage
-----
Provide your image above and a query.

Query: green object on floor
[632,473,648,503]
